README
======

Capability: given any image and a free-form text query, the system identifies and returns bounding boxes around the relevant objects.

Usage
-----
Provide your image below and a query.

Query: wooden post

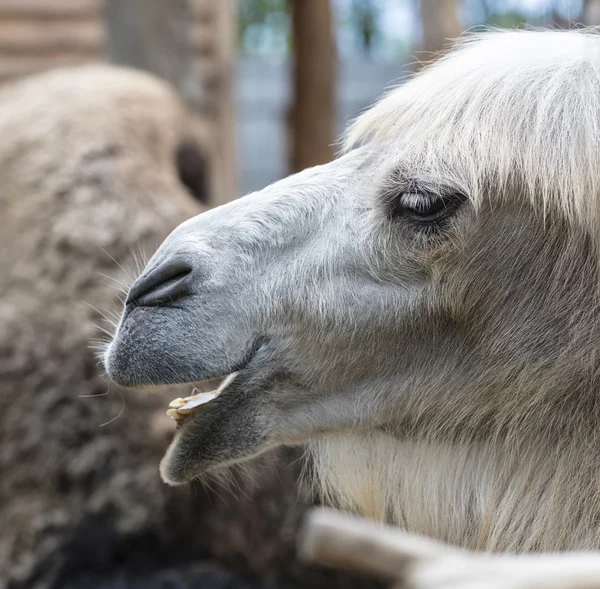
[105,0,202,108]
[290,0,336,173]
[417,0,461,69]
[585,0,600,24]
[105,0,237,206]
[190,0,237,205]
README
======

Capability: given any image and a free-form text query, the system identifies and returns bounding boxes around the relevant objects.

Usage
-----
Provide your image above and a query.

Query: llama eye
[398,192,446,217]
[387,189,465,228]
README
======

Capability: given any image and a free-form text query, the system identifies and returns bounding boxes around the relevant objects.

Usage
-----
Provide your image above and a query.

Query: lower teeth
[167,388,220,423]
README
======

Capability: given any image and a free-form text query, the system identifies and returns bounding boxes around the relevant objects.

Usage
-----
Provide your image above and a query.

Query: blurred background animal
[0,65,377,589]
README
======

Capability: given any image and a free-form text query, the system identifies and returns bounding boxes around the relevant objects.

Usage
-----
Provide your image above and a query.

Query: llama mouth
[167,389,221,423]
[166,375,235,424]
[165,337,268,424]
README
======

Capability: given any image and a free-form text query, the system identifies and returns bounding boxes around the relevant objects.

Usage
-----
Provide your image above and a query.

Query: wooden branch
[299,508,600,589]
[299,507,454,580]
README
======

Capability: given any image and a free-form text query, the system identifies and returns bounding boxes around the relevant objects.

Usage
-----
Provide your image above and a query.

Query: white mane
[345,29,600,235]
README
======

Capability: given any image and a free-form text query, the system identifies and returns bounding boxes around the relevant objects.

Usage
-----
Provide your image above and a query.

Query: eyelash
[396,192,447,217]
[386,188,466,230]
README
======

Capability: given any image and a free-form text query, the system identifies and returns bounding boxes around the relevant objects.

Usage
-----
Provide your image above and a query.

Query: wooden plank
[300,508,455,580]
[300,508,600,589]
[0,21,104,54]
[0,0,101,19]
[0,55,99,82]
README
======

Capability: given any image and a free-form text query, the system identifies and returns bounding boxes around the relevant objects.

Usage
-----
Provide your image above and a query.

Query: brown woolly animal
[0,65,373,589]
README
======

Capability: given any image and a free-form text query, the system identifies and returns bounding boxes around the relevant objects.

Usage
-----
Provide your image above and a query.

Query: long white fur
[345,29,600,236]
[311,29,600,551]
[310,432,600,552]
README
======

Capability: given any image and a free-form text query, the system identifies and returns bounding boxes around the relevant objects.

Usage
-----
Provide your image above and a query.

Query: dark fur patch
[176,139,209,205]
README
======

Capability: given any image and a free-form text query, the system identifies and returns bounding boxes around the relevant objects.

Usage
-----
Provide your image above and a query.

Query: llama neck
[309,431,600,552]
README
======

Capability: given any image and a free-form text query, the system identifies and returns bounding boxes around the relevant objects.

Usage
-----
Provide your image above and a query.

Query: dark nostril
[126,259,193,308]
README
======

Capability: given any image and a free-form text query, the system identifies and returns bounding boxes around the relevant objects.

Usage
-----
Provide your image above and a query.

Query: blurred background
[0,1,597,588]
[0,0,595,201]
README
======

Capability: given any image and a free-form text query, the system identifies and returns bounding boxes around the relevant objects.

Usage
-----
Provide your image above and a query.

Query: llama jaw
[159,349,281,484]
